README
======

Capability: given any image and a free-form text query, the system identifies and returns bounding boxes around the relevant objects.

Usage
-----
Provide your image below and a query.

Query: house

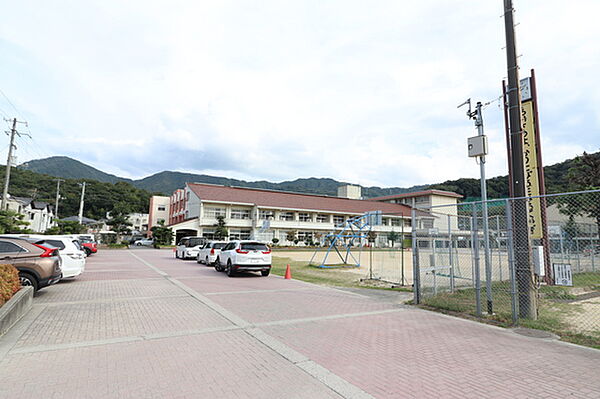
[164,183,416,246]
[127,212,149,235]
[5,195,55,233]
[148,195,170,233]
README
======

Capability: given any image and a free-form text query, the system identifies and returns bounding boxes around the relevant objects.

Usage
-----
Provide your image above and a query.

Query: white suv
[175,236,206,260]
[216,240,272,277]
[197,241,227,266]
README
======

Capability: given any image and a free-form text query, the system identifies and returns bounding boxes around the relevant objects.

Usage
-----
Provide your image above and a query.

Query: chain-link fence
[412,190,600,346]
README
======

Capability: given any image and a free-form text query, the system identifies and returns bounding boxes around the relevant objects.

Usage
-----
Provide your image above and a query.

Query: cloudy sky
[0,1,598,188]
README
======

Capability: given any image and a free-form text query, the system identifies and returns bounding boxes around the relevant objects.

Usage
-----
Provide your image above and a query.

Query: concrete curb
[0,286,33,337]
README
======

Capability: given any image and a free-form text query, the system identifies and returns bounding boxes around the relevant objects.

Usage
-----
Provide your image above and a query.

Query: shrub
[0,264,21,307]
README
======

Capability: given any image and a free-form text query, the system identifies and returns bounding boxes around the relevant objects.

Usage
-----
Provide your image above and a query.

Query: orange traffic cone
[284,264,292,279]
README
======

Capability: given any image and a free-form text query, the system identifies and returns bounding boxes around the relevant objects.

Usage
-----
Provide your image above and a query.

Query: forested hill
[428,156,575,199]
[1,166,154,220]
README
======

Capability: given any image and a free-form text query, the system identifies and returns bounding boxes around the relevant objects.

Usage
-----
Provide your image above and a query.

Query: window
[157,218,165,224]
[229,229,251,240]
[205,207,226,218]
[158,205,166,211]
[240,243,269,251]
[212,242,227,250]
[43,239,66,250]
[223,242,236,251]
[391,218,402,227]
[333,215,345,226]
[298,213,312,222]
[421,219,434,229]
[316,214,329,223]
[0,241,25,253]
[279,212,294,221]
[297,231,313,241]
[188,237,204,247]
[259,210,274,220]
[202,229,215,240]
[231,209,251,220]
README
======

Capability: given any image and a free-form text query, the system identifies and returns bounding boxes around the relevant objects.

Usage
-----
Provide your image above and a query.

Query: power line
[0,87,25,121]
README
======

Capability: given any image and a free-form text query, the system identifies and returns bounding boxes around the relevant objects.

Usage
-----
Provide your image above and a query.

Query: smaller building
[148,195,170,233]
[127,212,149,235]
[5,195,55,233]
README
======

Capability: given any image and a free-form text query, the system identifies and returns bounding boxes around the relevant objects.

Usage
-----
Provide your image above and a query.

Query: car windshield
[240,243,269,251]
[213,243,226,250]
[42,239,66,250]
[188,238,203,247]
[72,240,83,250]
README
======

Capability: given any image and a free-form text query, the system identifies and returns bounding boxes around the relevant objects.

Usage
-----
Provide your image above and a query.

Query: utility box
[468,135,488,158]
[532,245,545,276]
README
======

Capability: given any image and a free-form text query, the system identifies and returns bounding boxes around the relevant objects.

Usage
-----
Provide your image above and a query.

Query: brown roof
[187,183,411,216]
[369,189,463,201]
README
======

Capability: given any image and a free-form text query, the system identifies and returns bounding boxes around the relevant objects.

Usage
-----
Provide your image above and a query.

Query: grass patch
[419,273,600,348]
[271,256,412,293]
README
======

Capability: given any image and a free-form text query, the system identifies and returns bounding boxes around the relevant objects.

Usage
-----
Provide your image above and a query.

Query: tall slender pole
[54,178,64,219]
[475,102,493,314]
[78,182,86,224]
[1,118,17,210]
[504,0,536,319]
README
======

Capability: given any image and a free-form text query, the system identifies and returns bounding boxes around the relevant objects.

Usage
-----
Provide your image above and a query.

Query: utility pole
[460,100,493,314]
[78,182,86,224]
[1,118,28,211]
[503,0,536,319]
[54,178,65,219]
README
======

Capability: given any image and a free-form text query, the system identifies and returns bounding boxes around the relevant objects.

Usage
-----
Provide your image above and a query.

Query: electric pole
[78,182,86,224]
[503,0,537,319]
[54,178,64,219]
[1,118,28,211]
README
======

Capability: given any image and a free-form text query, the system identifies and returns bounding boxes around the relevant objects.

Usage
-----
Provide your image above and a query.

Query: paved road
[1,249,599,398]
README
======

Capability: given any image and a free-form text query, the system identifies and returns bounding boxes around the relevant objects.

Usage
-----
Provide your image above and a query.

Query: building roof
[368,189,463,201]
[61,216,99,225]
[187,183,412,216]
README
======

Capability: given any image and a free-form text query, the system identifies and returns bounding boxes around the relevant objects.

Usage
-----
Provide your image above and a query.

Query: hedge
[0,264,21,307]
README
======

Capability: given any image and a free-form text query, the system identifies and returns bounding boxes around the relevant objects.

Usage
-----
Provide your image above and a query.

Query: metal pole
[504,0,536,319]
[411,208,420,304]
[448,214,455,292]
[1,118,17,210]
[505,199,519,324]
[401,219,405,285]
[576,238,581,273]
[78,182,86,224]
[591,224,596,272]
[475,102,493,314]
[472,205,482,316]
[54,179,64,220]
[497,215,503,282]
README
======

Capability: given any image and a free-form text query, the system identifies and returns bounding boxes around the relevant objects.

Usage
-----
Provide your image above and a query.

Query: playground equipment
[309,211,382,268]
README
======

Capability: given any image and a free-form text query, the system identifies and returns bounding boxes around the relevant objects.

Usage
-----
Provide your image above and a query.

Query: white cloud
[0,0,599,188]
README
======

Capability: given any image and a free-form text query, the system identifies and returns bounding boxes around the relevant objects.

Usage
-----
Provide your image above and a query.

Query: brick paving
[1,248,599,399]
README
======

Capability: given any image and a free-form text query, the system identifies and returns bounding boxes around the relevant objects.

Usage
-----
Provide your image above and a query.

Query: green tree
[45,220,86,235]
[0,210,31,234]
[387,230,400,246]
[558,151,600,233]
[151,220,173,246]
[272,237,280,245]
[106,202,133,241]
[367,230,377,243]
[214,215,228,240]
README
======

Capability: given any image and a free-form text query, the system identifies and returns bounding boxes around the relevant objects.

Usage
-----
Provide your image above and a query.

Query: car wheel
[215,257,222,272]
[261,270,270,277]
[226,260,235,277]
[84,247,92,256]
[19,272,39,293]
[196,254,201,264]
[175,250,179,259]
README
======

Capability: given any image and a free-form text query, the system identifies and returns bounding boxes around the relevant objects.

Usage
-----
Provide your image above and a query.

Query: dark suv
[0,237,62,292]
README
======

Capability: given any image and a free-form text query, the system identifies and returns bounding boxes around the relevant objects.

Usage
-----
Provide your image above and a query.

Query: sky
[0,0,599,188]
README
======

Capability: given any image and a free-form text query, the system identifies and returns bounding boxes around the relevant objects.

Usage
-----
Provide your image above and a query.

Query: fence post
[576,238,581,273]
[472,205,482,317]
[448,214,455,292]
[411,208,420,304]
[591,225,596,272]
[505,199,519,324]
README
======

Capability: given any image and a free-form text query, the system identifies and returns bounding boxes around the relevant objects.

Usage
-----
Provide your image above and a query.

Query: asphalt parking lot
[1,249,599,398]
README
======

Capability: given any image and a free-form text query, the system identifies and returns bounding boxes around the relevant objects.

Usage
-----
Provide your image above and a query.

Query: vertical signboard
[520,77,543,239]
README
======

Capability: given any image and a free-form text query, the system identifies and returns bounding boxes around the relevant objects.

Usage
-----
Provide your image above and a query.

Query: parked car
[197,241,227,265]
[133,238,154,246]
[78,236,98,256]
[0,236,62,292]
[176,236,206,260]
[8,235,87,279]
[215,240,272,277]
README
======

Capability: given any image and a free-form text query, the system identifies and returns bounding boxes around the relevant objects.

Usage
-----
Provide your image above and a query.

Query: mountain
[20,156,132,184]
[19,156,427,197]
[19,152,585,199]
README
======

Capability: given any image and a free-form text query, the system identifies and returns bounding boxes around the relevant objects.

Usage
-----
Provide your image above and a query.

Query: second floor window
[279,212,294,221]
[333,215,345,225]
[231,209,251,219]
[205,207,226,218]
[299,213,312,222]
[316,214,329,223]
[158,205,166,211]
[259,210,274,220]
